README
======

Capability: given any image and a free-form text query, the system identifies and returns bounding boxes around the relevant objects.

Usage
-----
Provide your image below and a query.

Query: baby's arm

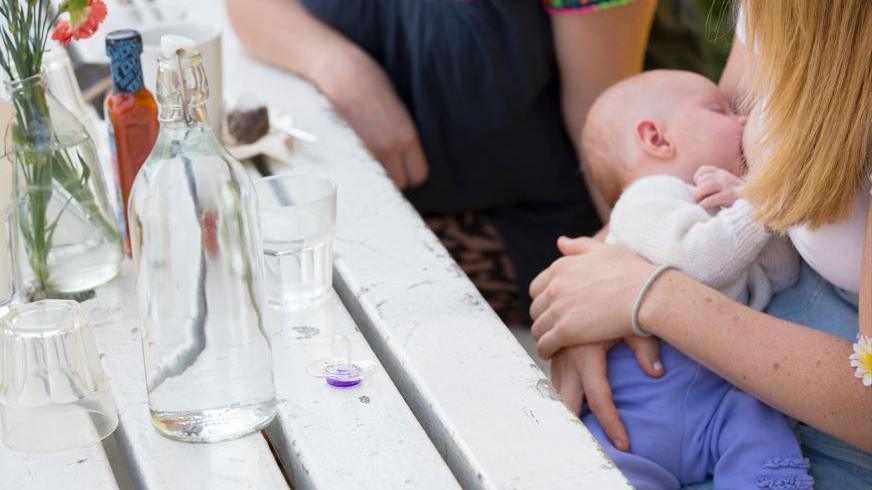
[609,175,771,289]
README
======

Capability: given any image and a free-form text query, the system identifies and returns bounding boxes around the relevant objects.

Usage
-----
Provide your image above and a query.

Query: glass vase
[4,74,121,300]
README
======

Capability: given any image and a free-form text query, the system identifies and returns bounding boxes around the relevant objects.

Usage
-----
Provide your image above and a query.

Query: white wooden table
[2,2,628,488]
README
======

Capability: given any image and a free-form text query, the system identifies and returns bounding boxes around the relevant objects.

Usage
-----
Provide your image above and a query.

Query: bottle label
[109,42,145,93]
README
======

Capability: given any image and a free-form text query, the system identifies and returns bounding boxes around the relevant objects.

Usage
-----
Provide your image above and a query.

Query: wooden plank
[263,294,460,490]
[84,269,290,490]
[0,440,119,490]
[244,163,458,489]
[214,16,630,490]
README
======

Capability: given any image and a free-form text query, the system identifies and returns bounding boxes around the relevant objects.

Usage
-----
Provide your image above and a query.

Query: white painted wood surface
[0,441,119,490]
[242,166,458,490]
[84,269,291,490]
[263,294,460,490]
[207,5,631,489]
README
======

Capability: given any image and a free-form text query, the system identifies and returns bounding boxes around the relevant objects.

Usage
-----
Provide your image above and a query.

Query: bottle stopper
[160,35,196,58]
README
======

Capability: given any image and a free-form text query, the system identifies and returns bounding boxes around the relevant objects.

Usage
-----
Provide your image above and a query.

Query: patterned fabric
[543,0,635,15]
[424,213,524,326]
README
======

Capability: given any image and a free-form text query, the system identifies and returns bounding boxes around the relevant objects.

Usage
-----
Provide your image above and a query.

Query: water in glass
[128,37,275,442]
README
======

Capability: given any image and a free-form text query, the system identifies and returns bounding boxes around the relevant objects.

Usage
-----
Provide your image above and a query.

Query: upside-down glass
[0,300,118,453]
[255,175,337,307]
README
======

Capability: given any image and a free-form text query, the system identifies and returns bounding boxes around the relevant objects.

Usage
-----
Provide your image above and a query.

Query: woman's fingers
[552,350,585,414]
[531,307,558,346]
[529,266,552,299]
[574,345,629,451]
[402,141,429,188]
[382,153,410,189]
[538,321,571,360]
[529,293,550,333]
[624,335,664,377]
[557,236,599,256]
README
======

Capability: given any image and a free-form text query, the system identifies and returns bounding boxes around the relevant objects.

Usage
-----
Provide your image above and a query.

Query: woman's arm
[861,200,871,335]
[551,0,657,150]
[225,0,428,189]
[550,0,656,220]
[531,236,872,452]
[640,266,870,451]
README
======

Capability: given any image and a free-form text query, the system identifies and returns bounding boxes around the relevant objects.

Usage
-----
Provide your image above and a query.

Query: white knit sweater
[607,175,799,311]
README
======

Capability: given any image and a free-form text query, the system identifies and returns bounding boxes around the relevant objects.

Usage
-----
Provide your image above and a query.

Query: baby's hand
[693,166,743,209]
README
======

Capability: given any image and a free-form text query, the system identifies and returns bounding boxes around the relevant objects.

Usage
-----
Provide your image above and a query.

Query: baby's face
[663,75,747,182]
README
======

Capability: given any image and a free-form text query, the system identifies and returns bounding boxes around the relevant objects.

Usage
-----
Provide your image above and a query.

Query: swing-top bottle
[128,35,276,442]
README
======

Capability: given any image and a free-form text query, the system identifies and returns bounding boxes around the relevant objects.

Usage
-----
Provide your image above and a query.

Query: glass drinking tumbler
[0,300,118,453]
[255,175,337,307]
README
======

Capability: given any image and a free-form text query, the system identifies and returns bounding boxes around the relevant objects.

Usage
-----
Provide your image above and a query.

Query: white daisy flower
[849,334,872,387]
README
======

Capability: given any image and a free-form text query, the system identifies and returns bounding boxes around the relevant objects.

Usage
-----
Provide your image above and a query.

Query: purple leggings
[582,342,814,489]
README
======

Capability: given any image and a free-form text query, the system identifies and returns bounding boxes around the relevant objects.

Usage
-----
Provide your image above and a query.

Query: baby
[579,70,814,489]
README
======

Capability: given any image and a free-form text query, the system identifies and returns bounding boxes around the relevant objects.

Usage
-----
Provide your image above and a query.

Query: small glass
[0,300,118,453]
[255,175,337,307]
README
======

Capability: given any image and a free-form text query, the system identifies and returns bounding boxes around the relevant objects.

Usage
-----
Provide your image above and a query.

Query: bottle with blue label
[105,29,159,253]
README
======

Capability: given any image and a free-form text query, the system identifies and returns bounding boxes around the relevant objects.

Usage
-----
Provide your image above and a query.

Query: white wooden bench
[1,2,626,488]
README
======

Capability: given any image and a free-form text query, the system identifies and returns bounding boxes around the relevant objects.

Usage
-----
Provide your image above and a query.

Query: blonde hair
[739,0,872,231]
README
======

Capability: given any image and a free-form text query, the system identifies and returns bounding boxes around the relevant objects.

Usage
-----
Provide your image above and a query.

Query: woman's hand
[318,50,429,190]
[551,337,663,452]
[529,237,656,359]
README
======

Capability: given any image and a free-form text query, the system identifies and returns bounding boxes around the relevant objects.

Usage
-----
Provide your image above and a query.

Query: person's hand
[319,51,428,190]
[550,337,663,451]
[693,165,743,210]
[529,236,656,358]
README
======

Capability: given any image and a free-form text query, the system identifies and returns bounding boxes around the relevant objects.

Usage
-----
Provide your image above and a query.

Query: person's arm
[639,262,871,451]
[551,0,657,151]
[610,175,770,289]
[225,0,428,189]
[861,198,872,336]
[550,0,657,221]
[530,236,872,452]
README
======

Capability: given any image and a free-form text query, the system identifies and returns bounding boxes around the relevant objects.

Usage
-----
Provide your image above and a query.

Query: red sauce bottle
[105,29,158,254]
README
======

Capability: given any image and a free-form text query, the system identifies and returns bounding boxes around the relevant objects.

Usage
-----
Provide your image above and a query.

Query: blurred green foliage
[644,0,735,81]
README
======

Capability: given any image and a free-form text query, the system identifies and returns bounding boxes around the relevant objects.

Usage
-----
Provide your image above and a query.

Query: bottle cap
[105,29,144,93]
[105,29,143,57]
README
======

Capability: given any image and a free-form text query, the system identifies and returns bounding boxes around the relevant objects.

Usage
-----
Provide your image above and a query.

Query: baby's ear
[635,119,675,160]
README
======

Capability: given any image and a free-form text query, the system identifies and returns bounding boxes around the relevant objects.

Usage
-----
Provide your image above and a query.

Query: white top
[608,175,799,310]
[736,9,870,294]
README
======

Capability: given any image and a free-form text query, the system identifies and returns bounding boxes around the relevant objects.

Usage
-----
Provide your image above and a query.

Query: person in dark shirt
[227,0,658,315]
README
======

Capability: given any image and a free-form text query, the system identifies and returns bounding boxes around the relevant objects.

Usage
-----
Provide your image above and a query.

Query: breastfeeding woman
[529,1,871,487]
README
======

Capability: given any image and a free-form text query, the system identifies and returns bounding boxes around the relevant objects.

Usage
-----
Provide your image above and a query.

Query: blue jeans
[683,263,872,489]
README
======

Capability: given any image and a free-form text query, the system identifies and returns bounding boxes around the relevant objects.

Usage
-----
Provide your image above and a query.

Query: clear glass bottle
[128,36,276,442]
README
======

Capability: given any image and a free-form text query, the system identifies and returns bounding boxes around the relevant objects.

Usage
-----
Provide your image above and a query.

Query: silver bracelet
[631,264,675,338]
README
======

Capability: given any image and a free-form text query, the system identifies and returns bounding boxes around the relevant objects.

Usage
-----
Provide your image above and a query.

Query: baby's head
[582,70,747,206]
